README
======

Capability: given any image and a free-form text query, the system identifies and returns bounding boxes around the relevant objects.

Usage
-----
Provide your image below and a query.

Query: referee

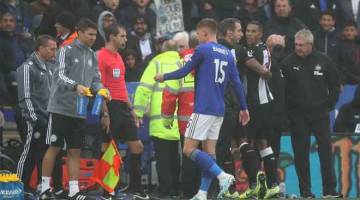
[281,29,342,198]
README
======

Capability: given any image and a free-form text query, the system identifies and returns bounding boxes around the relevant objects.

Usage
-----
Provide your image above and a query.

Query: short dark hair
[320,10,335,19]
[0,11,15,21]
[218,18,241,37]
[35,35,56,51]
[77,18,97,32]
[197,18,217,34]
[344,20,358,29]
[247,20,263,32]
[104,23,126,42]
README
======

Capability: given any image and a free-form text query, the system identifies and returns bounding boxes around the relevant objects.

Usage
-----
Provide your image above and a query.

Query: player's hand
[260,69,272,80]
[131,110,140,128]
[101,112,110,133]
[135,116,143,127]
[239,109,250,126]
[98,88,111,100]
[154,74,164,82]
[76,85,93,96]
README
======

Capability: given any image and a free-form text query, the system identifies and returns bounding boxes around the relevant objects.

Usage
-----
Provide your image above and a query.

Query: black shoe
[131,190,150,200]
[323,191,343,198]
[69,191,96,200]
[39,189,56,200]
[54,189,68,199]
[301,191,315,198]
[101,191,116,200]
[24,191,36,200]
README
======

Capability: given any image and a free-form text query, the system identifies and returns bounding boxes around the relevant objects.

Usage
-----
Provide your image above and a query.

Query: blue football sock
[189,149,223,177]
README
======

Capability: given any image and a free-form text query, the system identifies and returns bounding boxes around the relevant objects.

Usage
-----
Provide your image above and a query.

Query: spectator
[54,11,77,47]
[126,15,155,62]
[29,0,55,32]
[154,18,249,200]
[264,0,306,54]
[0,0,32,36]
[124,49,144,82]
[40,18,110,200]
[173,31,189,52]
[36,0,92,37]
[313,10,340,64]
[92,0,125,25]
[281,29,342,198]
[0,11,33,104]
[92,10,115,51]
[293,0,337,31]
[16,35,57,199]
[162,30,199,198]
[232,0,267,29]
[198,0,220,21]
[334,85,360,133]
[97,23,149,200]
[123,0,156,33]
[335,0,360,32]
[133,39,181,198]
[338,21,360,84]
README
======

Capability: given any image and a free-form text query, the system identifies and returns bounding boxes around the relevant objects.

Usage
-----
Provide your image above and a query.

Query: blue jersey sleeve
[164,46,204,80]
[229,57,248,110]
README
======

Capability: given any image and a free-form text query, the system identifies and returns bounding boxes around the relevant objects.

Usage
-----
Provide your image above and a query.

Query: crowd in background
[0,0,360,199]
[1,0,360,107]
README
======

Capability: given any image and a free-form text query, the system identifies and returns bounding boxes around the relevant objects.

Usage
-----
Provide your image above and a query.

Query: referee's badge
[113,68,120,78]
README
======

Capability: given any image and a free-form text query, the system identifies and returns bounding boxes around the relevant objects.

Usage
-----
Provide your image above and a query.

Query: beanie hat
[56,11,76,31]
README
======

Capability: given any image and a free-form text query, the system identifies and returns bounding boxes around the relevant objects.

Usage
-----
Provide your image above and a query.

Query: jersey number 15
[214,59,227,84]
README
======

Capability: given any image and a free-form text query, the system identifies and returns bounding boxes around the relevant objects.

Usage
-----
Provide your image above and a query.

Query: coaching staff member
[281,29,342,198]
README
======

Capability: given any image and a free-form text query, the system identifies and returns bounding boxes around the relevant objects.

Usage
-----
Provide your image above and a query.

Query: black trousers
[289,108,336,195]
[17,120,63,191]
[152,137,180,196]
[180,136,201,198]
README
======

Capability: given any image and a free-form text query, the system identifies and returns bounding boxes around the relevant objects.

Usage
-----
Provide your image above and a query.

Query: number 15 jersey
[164,42,247,116]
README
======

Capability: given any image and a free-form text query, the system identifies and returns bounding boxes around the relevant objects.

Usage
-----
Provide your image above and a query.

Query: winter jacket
[47,39,103,118]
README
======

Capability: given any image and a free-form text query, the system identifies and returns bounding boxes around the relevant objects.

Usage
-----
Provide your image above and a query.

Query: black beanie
[56,11,76,31]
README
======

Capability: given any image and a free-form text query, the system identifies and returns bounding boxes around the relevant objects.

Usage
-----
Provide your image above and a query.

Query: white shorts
[184,113,224,141]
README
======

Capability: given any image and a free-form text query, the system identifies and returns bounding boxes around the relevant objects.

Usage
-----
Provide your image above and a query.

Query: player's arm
[155,47,203,82]
[245,48,272,79]
[229,58,250,125]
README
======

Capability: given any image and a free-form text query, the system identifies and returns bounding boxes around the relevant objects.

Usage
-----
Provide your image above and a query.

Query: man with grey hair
[173,31,189,52]
[281,29,342,198]
[133,38,181,198]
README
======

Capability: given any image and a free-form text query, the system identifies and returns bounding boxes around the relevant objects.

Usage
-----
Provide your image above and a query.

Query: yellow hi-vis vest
[133,51,181,140]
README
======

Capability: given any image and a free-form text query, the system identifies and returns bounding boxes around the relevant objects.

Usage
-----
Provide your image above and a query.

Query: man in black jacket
[313,11,340,65]
[281,29,342,198]
[0,11,33,105]
[334,85,360,133]
[264,0,306,55]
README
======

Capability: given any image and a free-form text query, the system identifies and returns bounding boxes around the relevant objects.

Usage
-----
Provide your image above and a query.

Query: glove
[83,87,93,97]
[97,88,111,100]
[163,118,174,129]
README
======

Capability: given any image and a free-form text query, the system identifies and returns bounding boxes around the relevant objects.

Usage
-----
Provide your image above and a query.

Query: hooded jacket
[92,10,114,51]
[47,39,103,118]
